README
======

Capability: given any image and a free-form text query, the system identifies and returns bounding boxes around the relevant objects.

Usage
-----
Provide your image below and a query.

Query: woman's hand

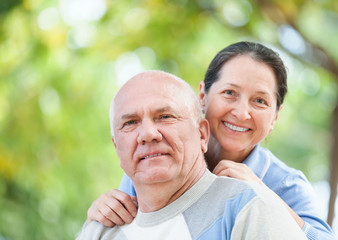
[213,160,263,185]
[213,160,305,228]
[85,189,138,228]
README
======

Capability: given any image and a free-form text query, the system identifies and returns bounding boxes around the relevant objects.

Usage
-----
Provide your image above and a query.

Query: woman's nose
[230,100,251,121]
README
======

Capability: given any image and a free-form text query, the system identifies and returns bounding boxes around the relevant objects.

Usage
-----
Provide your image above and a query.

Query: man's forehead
[114,91,181,114]
[110,71,196,123]
[119,79,180,97]
[116,71,183,95]
[114,80,182,112]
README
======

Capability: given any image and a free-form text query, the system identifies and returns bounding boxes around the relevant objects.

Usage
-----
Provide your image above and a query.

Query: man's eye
[255,98,266,104]
[160,115,172,119]
[124,120,136,126]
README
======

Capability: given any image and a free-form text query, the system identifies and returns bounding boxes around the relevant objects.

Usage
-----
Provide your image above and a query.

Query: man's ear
[112,136,117,148]
[199,81,206,114]
[199,119,210,153]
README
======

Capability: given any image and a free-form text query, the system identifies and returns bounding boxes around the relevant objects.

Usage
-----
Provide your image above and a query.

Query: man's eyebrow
[120,106,174,120]
[120,113,138,120]
[156,106,173,113]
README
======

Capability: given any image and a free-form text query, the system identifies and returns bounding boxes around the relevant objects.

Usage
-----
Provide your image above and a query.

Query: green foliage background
[0,0,337,239]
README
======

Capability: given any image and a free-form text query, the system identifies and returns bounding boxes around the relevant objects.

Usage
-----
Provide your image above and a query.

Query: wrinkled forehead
[113,75,185,115]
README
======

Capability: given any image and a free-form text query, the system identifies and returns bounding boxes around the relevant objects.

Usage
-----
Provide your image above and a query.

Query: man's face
[112,73,207,187]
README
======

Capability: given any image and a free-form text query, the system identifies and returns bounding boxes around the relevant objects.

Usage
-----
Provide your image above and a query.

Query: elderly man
[77,70,306,240]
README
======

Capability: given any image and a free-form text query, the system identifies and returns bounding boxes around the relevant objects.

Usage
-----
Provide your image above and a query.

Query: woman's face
[200,55,282,158]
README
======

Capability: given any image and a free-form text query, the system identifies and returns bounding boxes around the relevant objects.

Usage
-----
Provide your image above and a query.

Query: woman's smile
[223,121,250,132]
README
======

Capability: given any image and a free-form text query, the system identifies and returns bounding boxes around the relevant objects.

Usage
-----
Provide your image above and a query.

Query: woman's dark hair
[204,41,287,110]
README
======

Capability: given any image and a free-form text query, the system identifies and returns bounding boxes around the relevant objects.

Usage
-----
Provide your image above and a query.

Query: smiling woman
[200,55,280,166]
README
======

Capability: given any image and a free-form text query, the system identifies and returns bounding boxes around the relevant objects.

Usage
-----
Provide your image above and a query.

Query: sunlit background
[0,0,337,239]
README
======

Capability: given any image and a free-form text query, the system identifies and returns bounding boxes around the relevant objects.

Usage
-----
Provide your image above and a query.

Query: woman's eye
[224,90,234,95]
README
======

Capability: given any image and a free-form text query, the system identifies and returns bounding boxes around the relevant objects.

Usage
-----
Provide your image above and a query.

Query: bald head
[110,71,202,138]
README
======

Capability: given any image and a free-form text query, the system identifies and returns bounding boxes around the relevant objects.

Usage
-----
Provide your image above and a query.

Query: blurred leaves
[0,0,22,15]
[0,0,337,239]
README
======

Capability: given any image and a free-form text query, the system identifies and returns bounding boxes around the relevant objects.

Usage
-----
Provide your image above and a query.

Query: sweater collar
[135,169,216,227]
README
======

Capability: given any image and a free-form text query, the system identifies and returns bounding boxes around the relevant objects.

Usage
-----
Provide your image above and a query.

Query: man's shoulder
[212,176,257,197]
[212,176,280,206]
[181,176,269,239]
[76,221,126,240]
[190,176,261,217]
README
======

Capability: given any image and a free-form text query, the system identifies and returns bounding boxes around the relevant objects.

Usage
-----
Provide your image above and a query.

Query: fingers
[213,160,242,176]
[86,189,138,227]
[109,190,138,219]
[96,205,117,227]
[104,192,137,225]
[86,200,116,227]
[99,201,126,226]
[131,196,138,208]
[213,160,261,184]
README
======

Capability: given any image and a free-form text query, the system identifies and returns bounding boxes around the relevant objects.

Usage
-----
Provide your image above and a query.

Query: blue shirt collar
[243,144,271,180]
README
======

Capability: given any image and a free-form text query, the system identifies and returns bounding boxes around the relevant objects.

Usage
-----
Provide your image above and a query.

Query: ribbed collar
[135,169,216,227]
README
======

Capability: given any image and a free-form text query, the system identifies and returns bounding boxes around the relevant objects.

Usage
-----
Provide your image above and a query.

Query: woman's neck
[205,136,250,172]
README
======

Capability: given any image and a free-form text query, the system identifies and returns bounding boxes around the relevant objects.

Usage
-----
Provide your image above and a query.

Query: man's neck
[135,163,206,213]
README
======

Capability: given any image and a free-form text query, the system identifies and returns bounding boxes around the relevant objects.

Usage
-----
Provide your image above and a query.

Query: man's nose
[137,119,162,144]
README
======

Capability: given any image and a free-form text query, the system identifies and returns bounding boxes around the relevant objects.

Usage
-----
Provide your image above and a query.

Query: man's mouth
[223,122,250,132]
[140,153,169,160]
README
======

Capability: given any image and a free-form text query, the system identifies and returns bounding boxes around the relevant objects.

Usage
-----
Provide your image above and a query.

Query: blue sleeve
[118,173,136,197]
[277,171,335,240]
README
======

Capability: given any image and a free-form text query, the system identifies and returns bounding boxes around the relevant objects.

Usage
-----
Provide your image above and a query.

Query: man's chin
[136,168,175,184]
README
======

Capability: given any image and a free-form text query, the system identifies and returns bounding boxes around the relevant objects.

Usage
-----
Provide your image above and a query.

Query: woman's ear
[199,81,206,114]
[270,104,283,133]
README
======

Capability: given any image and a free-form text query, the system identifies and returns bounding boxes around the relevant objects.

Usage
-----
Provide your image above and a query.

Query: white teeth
[224,122,249,132]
